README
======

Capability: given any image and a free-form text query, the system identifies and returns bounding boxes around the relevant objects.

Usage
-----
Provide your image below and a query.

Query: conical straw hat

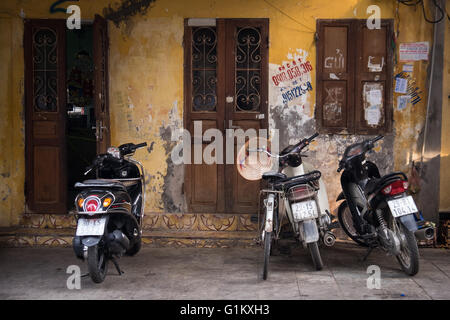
[236,137,275,181]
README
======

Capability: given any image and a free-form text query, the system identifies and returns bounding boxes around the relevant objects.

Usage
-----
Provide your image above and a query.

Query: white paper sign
[399,42,429,61]
[402,64,414,72]
[369,90,382,106]
[395,77,408,94]
[366,105,381,125]
[397,95,410,110]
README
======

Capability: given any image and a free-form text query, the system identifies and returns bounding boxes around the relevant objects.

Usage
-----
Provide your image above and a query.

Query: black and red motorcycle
[336,135,434,276]
[72,142,147,283]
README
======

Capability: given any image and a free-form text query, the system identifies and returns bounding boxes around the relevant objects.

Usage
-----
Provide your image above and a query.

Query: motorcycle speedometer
[107,147,121,159]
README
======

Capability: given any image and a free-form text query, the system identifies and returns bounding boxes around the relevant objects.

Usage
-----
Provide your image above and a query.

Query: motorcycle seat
[262,171,287,182]
[364,172,407,195]
[74,179,127,192]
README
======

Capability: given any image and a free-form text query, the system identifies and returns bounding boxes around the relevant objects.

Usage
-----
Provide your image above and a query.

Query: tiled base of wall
[0,213,260,248]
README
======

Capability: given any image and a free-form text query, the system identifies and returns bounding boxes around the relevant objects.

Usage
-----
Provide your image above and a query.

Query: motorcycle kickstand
[361,246,374,262]
[110,257,124,275]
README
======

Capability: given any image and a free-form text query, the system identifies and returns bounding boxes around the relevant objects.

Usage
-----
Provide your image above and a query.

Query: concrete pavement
[0,243,449,300]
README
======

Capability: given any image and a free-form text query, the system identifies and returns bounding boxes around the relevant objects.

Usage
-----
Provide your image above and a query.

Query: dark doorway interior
[66,25,97,209]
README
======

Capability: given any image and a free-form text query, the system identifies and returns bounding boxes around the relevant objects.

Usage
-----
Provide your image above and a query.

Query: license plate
[387,196,418,218]
[76,218,107,236]
[291,200,318,221]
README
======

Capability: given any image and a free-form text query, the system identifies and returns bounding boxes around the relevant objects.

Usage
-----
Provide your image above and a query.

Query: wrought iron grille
[235,27,261,112]
[32,27,58,112]
[191,27,217,112]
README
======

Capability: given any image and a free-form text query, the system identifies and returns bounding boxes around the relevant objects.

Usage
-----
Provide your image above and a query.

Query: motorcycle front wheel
[262,231,272,280]
[307,241,323,270]
[87,244,109,283]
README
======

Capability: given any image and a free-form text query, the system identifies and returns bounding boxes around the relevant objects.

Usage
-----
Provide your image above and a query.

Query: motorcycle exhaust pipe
[414,227,434,241]
[107,230,130,254]
[323,231,336,247]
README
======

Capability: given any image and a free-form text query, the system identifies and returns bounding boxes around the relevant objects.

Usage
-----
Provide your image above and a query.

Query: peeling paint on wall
[103,0,156,28]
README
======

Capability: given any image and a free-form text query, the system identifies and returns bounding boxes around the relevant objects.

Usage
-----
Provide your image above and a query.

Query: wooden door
[184,19,268,213]
[93,15,111,154]
[25,19,67,213]
[224,19,269,213]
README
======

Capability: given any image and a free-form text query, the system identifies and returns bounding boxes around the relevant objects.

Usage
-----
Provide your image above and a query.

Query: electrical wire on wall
[397,0,450,23]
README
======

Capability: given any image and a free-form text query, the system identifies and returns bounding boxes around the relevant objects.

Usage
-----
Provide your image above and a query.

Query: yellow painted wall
[440,14,450,213]
[0,0,436,226]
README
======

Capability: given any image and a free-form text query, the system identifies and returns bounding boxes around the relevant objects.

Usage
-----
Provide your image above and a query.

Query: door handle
[228,120,241,130]
[92,120,107,141]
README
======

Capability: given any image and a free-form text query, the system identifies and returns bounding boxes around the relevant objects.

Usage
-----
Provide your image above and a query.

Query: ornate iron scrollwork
[191,27,217,112]
[33,27,58,112]
[235,27,261,112]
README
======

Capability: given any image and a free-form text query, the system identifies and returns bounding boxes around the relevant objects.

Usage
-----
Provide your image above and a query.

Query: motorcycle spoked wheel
[390,217,419,276]
[262,231,272,280]
[87,244,109,283]
[337,201,368,247]
[307,241,323,270]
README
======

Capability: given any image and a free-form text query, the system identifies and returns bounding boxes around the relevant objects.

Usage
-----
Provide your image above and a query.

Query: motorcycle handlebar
[307,132,319,142]
[134,142,147,149]
[371,135,383,144]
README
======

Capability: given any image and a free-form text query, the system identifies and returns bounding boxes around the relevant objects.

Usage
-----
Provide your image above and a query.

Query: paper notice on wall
[397,95,410,110]
[399,42,429,62]
[395,77,408,94]
[366,105,381,126]
[369,89,382,106]
[402,64,414,72]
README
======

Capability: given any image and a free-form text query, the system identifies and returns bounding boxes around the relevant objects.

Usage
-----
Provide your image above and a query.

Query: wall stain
[103,0,156,28]
[146,141,155,154]
[158,125,186,213]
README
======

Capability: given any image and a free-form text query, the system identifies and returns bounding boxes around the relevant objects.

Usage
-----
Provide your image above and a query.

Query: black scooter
[72,142,147,283]
[336,135,434,276]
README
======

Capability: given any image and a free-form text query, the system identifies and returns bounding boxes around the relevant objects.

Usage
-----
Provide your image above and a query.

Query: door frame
[24,18,110,214]
[183,18,269,214]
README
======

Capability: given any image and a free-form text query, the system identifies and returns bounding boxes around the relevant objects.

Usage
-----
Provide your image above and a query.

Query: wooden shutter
[316,20,355,134]
[355,20,393,134]
[25,19,67,213]
[316,19,393,135]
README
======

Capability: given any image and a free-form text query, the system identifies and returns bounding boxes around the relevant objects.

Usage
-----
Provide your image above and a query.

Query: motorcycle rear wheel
[307,241,323,270]
[394,222,419,276]
[338,201,368,247]
[87,245,108,283]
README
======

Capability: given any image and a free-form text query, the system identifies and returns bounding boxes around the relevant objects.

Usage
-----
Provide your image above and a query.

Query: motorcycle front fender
[397,214,418,232]
[336,192,345,201]
[81,236,102,247]
[301,219,319,243]
[264,194,275,232]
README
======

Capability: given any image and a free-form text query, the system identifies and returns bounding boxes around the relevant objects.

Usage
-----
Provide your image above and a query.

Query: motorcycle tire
[126,237,142,256]
[395,222,419,276]
[87,245,108,283]
[307,241,323,270]
[262,231,272,280]
[337,201,368,247]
